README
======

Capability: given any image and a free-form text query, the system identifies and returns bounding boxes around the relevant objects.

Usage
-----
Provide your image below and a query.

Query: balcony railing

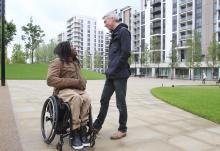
[180,0,192,5]
[151,14,161,20]
[151,0,161,5]
[152,7,161,13]
[153,22,161,28]
[180,8,187,13]
[180,16,192,22]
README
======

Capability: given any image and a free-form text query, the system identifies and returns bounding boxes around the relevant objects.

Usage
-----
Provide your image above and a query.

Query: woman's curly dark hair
[54,41,72,63]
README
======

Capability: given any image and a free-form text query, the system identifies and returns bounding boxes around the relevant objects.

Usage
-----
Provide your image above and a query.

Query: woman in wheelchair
[47,41,91,150]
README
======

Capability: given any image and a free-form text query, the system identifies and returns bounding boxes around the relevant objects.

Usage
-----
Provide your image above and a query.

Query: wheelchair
[41,95,96,151]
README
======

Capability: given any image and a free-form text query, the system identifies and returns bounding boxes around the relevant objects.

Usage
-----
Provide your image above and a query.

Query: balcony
[151,29,161,35]
[180,17,187,22]
[187,7,192,12]
[180,24,192,31]
[180,25,187,31]
[151,0,161,6]
[151,14,161,20]
[178,40,188,47]
[152,6,161,13]
[187,16,192,21]
[186,25,192,30]
[152,22,161,28]
[180,0,192,5]
[180,16,192,22]
[180,34,191,40]
[67,23,73,29]
[180,0,186,3]
[180,8,187,14]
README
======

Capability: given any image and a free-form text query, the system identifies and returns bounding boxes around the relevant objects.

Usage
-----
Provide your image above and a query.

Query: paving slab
[0,85,23,151]
[6,78,220,151]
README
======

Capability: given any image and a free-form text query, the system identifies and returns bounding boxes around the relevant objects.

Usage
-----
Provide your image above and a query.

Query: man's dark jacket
[106,23,131,79]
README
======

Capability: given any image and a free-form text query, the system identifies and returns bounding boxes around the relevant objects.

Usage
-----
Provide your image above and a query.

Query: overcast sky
[6,0,140,57]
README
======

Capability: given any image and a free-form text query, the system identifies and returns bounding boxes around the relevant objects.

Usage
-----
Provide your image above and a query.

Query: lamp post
[1,0,5,86]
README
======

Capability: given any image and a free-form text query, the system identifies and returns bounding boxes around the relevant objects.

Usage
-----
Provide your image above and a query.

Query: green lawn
[151,86,220,124]
[0,64,105,80]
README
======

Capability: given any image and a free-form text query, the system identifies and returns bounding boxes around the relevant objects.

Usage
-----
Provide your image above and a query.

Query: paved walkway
[6,78,220,151]
[0,85,23,151]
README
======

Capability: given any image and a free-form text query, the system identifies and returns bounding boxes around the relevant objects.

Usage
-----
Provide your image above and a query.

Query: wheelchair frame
[41,95,96,151]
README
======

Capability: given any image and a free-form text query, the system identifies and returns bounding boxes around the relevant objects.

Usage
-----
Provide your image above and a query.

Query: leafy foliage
[83,49,91,69]
[21,17,45,64]
[35,40,57,63]
[94,50,102,71]
[11,44,26,64]
[0,20,16,63]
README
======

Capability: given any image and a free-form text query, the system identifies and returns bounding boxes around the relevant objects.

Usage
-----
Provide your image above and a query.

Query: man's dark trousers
[93,78,128,132]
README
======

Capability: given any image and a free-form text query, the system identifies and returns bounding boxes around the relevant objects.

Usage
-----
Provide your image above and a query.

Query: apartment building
[66,16,97,69]
[141,0,220,80]
[57,32,67,43]
[109,6,142,75]
[95,30,105,72]
[66,15,109,72]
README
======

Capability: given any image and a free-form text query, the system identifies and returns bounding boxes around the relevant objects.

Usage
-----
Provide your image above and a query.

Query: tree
[35,40,56,63]
[0,20,17,46]
[21,17,45,64]
[168,40,178,79]
[207,33,220,78]
[11,44,26,64]
[150,36,161,77]
[0,20,16,63]
[150,36,161,63]
[217,44,220,62]
[140,43,150,68]
[94,50,102,72]
[83,49,91,69]
[186,30,202,80]
[128,52,135,64]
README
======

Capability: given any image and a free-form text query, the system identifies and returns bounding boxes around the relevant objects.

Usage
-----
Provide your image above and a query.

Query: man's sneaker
[70,129,83,150]
[80,126,90,147]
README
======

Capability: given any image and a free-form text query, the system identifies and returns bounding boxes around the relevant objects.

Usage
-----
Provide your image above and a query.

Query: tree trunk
[189,67,191,80]
[31,49,34,64]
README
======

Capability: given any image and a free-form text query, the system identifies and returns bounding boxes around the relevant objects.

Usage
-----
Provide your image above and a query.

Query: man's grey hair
[103,11,121,22]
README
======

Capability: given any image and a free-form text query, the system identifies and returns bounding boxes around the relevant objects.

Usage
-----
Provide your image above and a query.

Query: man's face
[103,17,114,30]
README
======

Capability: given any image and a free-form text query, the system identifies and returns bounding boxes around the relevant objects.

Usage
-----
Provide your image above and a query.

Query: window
[181,49,185,62]
[172,16,177,32]
[141,26,145,38]
[141,11,145,25]
[163,35,165,50]
[163,19,165,34]
[163,3,166,18]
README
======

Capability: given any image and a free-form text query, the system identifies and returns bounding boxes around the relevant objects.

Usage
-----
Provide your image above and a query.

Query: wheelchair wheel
[41,96,59,144]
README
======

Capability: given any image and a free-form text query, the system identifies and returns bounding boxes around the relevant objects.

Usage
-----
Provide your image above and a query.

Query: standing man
[93,12,131,139]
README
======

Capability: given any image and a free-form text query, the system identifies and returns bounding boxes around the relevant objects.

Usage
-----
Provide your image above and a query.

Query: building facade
[66,16,97,69]
[57,32,67,43]
[66,16,108,71]
[140,0,220,80]
[110,6,142,75]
